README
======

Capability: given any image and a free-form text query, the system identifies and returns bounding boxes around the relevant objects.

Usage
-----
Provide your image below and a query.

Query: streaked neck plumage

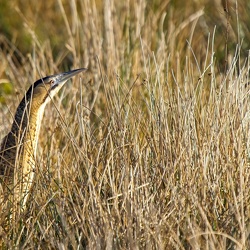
[1,88,47,206]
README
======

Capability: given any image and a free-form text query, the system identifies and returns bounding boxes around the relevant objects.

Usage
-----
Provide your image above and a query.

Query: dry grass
[0,0,250,249]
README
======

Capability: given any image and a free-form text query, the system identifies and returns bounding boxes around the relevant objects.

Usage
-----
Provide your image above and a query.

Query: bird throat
[0,100,47,207]
[16,102,47,206]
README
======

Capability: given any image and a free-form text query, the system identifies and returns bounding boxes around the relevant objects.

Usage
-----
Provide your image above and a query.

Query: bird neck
[12,99,46,165]
[4,99,44,185]
[0,96,46,205]
[7,99,46,205]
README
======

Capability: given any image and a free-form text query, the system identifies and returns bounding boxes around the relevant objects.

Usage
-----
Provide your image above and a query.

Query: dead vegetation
[0,0,250,249]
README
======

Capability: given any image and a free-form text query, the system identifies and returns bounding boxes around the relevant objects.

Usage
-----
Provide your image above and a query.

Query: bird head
[27,68,87,106]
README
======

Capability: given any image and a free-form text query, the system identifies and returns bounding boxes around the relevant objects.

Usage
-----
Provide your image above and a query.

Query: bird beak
[51,68,87,89]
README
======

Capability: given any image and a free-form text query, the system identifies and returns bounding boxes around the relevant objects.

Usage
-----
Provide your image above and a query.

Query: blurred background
[0,0,249,70]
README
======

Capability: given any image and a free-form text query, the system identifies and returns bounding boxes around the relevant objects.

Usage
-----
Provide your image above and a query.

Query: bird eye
[50,80,54,85]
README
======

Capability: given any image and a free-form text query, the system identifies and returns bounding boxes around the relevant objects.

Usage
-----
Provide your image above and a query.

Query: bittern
[0,68,86,209]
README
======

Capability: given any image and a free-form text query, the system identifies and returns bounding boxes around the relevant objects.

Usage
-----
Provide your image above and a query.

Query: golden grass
[0,0,250,249]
